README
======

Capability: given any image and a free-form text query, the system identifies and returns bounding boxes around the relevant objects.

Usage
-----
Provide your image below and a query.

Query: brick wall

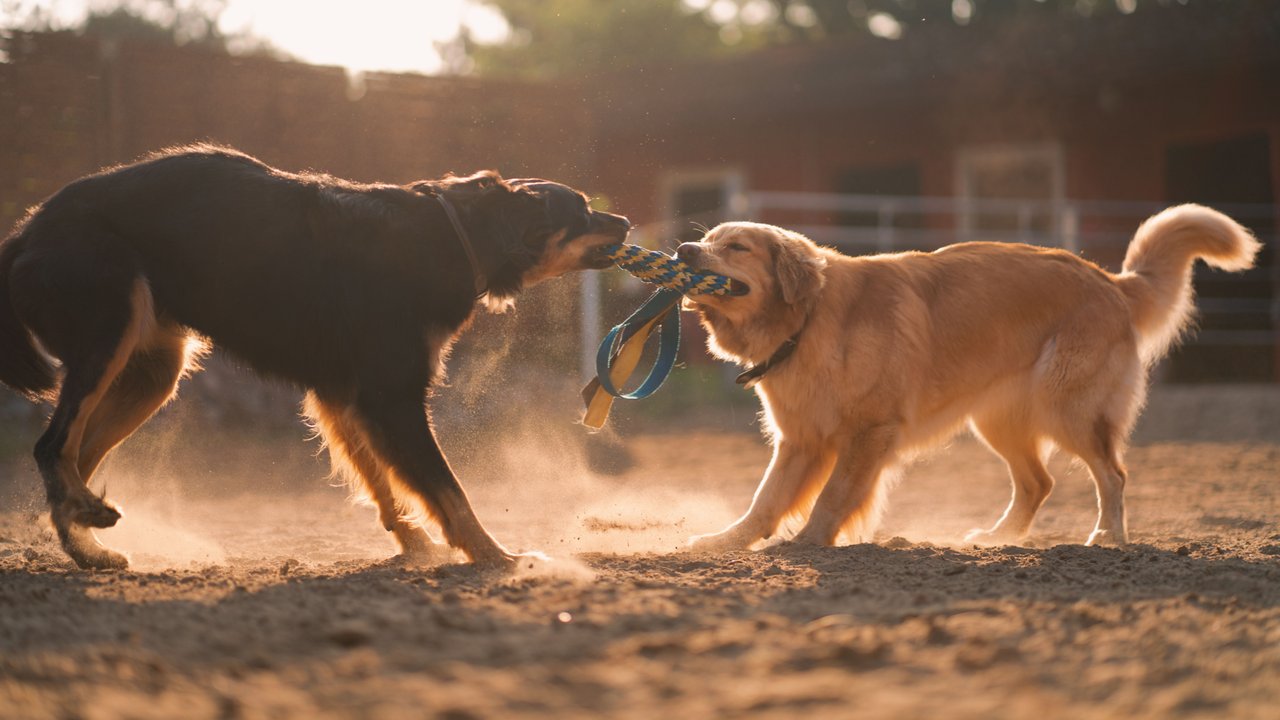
[1,32,600,226]
[0,32,603,433]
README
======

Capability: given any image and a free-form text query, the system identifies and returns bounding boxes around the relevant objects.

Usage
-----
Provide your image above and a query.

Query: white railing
[744,192,1278,351]
[579,193,1278,379]
[747,191,1277,252]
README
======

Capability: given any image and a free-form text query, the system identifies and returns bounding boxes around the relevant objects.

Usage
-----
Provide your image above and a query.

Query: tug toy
[581,243,744,429]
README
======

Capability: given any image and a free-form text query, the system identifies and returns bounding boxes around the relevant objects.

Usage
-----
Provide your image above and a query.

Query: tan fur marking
[58,279,157,490]
[303,393,450,559]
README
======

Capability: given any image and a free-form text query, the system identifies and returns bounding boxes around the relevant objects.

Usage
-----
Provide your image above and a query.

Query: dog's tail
[0,234,57,400]
[1116,204,1260,365]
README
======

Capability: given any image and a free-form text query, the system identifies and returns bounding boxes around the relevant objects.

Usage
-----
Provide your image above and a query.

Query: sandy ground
[1,398,1279,718]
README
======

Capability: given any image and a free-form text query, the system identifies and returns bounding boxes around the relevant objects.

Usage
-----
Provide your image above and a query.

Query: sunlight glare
[218,0,509,74]
[1,0,510,74]
[867,11,903,40]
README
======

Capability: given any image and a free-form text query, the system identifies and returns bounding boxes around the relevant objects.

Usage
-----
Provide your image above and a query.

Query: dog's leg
[966,421,1055,545]
[76,327,189,482]
[689,441,836,552]
[352,395,516,567]
[966,451,1055,546]
[1079,418,1129,546]
[1043,356,1138,546]
[33,280,154,570]
[341,430,448,562]
[1047,407,1131,546]
[1084,462,1128,546]
[308,395,452,564]
[791,424,898,546]
[1037,329,1141,546]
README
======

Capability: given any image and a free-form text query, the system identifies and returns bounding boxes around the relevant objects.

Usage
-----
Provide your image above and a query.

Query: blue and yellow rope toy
[581,243,743,429]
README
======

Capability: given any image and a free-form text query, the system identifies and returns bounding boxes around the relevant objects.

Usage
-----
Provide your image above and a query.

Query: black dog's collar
[436,195,487,298]
[735,331,803,389]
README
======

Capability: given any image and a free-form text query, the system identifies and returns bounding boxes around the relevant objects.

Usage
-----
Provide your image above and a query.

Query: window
[957,144,1065,244]
[835,162,924,235]
[659,169,746,244]
[1163,133,1276,382]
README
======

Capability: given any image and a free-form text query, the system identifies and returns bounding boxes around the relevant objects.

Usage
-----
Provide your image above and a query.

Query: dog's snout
[676,243,703,262]
[592,211,631,235]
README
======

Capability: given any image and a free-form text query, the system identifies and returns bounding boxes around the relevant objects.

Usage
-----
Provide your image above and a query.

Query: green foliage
[1,0,278,57]
[463,0,1211,78]
[81,0,230,48]
[461,0,763,79]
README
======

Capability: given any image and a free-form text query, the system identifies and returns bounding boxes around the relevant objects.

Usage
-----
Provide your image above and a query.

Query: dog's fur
[680,206,1259,550]
[0,145,630,570]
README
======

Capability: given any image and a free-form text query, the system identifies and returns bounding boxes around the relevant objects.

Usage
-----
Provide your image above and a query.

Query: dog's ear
[771,230,827,306]
[499,192,553,253]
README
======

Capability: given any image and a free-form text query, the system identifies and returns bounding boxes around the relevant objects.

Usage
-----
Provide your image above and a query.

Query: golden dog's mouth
[724,276,750,296]
[684,259,750,296]
[688,274,748,299]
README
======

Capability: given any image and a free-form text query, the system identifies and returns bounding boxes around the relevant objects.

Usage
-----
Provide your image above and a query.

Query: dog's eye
[725,242,749,252]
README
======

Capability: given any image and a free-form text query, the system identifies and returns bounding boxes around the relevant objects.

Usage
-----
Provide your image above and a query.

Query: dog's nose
[676,243,703,262]
[593,212,631,233]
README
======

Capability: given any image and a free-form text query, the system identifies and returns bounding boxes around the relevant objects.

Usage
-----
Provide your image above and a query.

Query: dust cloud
[53,347,744,573]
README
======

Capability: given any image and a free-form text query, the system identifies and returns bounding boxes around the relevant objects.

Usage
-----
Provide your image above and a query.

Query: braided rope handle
[582,243,738,429]
[604,244,737,296]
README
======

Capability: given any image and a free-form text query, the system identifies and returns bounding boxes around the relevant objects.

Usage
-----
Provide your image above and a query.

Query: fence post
[1061,204,1079,253]
[579,272,601,382]
[877,201,896,253]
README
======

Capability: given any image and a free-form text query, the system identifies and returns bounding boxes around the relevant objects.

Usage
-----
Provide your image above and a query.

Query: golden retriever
[679,205,1259,550]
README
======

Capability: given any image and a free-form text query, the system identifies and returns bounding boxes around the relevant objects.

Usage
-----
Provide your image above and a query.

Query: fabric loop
[582,244,740,429]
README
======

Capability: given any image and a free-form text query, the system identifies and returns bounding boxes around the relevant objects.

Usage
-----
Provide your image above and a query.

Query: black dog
[0,145,629,569]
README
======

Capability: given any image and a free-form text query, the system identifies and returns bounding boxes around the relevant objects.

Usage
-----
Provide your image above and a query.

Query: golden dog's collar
[735,332,802,389]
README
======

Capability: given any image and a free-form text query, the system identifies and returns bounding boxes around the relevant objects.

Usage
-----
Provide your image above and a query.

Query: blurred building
[592,3,1280,382]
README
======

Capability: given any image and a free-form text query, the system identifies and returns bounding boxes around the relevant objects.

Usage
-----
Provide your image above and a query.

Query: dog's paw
[468,550,559,574]
[394,544,456,568]
[393,529,456,567]
[80,547,129,571]
[687,531,749,553]
[466,546,539,570]
[788,527,836,547]
[964,528,1016,547]
[472,553,517,570]
[1085,528,1127,547]
[65,535,129,571]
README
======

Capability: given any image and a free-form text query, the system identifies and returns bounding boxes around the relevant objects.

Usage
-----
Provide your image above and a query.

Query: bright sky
[1,0,512,74]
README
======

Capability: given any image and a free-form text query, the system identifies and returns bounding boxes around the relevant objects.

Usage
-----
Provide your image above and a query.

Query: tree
[1,0,278,57]
[454,0,762,79]
[460,0,1214,78]
[746,0,1192,40]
